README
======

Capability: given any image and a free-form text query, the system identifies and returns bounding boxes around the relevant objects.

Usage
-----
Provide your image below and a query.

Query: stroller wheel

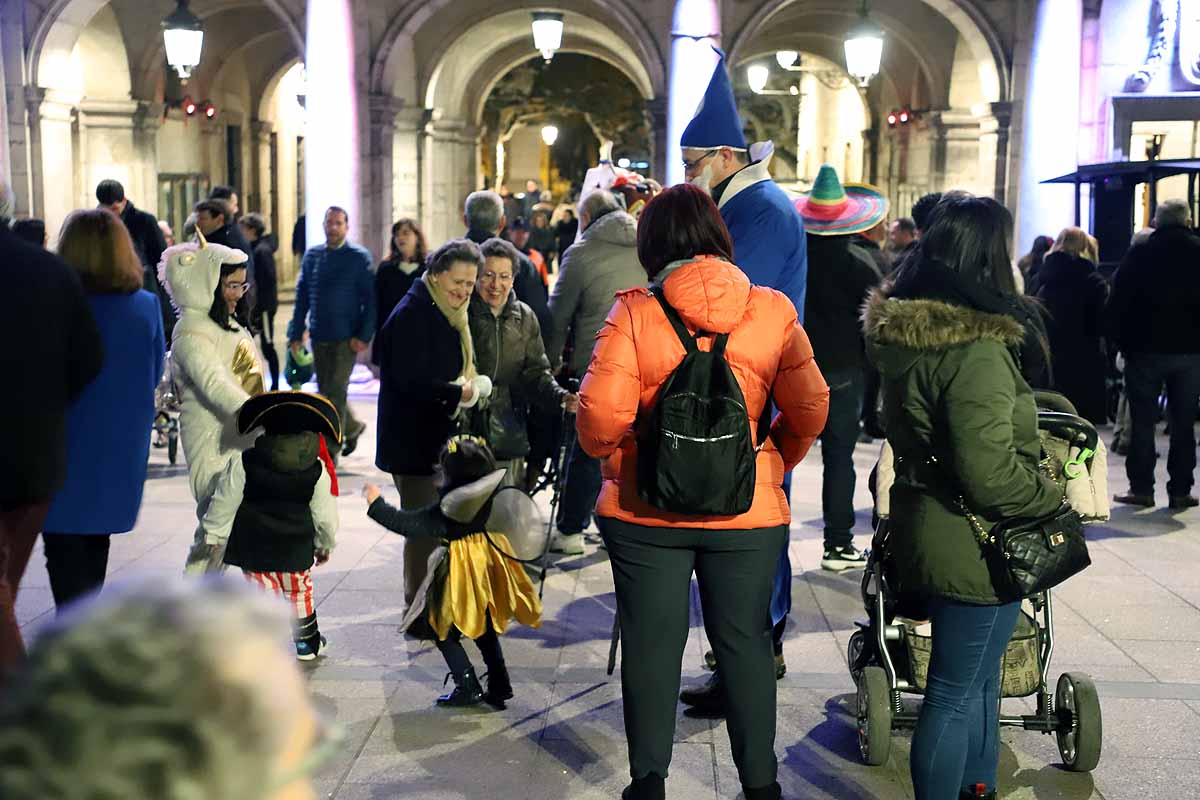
[847,629,867,684]
[168,430,179,466]
[856,666,893,766]
[1056,673,1102,772]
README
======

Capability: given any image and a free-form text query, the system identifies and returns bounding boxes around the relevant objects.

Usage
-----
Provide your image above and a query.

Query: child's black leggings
[436,618,504,675]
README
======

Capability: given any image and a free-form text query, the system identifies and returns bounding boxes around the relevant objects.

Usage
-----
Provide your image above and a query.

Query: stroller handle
[1037,411,1099,479]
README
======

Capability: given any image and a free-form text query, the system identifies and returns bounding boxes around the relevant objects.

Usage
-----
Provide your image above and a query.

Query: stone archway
[725,0,1008,104]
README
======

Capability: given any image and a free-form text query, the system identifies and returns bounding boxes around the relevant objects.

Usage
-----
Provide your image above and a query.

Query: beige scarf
[422,271,477,381]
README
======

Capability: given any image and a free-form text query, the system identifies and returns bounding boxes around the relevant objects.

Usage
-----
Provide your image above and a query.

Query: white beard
[689,162,715,195]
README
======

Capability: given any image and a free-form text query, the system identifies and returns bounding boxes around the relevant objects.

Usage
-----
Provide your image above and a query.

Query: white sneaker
[551,533,585,555]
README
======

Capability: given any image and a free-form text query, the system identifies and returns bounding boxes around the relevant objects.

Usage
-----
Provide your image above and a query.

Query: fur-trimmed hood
[862,287,1025,377]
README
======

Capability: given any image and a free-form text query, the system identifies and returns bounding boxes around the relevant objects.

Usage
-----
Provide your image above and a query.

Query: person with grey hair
[375,238,491,635]
[1107,197,1200,510]
[463,190,551,341]
[546,189,646,554]
[464,237,577,486]
[0,576,336,799]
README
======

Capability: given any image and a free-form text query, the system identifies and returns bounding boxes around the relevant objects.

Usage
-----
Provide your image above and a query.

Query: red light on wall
[182,95,197,116]
[887,111,898,127]
[202,101,216,120]
[899,110,911,124]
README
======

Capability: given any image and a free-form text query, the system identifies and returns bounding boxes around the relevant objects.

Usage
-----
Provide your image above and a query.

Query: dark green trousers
[312,339,363,454]
[601,517,786,790]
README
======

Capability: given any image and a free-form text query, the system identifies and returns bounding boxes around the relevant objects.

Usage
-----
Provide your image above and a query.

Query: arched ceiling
[373,0,666,107]
[29,0,303,100]
[727,0,1005,107]
[422,9,656,123]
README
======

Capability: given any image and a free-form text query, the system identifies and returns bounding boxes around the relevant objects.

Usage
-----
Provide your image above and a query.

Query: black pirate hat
[236,391,342,444]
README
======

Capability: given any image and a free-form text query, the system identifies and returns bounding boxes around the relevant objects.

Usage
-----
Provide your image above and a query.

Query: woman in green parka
[862,195,1077,800]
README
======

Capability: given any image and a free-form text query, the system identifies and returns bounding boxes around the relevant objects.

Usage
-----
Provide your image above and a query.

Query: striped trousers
[243,570,315,619]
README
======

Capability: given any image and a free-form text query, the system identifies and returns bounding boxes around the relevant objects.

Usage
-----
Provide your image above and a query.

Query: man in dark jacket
[195,200,253,260]
[1106,199,1200,509]
[97,179,173,337]
[288,206,375,460]
[546,190,646,555]
[463,191,552,342]
[239,213,280,391]
[0,217,103,677]
[805,232,882,569]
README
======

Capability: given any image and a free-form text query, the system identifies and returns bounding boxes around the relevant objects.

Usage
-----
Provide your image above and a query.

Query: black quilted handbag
[959,502,1091,598]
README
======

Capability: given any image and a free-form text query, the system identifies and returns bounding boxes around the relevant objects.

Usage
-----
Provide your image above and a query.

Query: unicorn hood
[158,234,248,314]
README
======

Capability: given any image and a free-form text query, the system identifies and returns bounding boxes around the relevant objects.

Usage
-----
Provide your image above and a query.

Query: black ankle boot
[621,774,665,800]
[436,667,484,707]
[743,782,782,800]
[483,663,513,708]
[960,785,996,800]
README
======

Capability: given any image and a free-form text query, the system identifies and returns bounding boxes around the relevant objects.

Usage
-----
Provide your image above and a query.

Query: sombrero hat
[795,164,889,236]
[236,390,342,444]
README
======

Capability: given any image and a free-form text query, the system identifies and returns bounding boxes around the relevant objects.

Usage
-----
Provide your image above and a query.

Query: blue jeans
[820,368,864,548]
[1124,353,1200,497]
[556,430,603,535]
[910,598,1021,799]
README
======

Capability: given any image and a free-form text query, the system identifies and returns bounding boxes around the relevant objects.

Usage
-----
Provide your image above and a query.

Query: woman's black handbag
[958,501,1091,598]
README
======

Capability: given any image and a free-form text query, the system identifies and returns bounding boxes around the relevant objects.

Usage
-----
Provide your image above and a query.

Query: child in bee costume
[201,391,340,660]
[364,436,541,708]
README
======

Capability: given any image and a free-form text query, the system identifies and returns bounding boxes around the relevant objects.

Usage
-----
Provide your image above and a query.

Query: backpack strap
[649,285,698,353]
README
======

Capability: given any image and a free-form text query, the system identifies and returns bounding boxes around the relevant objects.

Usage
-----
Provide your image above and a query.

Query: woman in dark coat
[863,195,1075,800]
[375,238,486,632]
[374,219,427,342]
[464,238,576,486]
[41,209,165,609]
[239,213,280,390]
[1036,227,1109,424]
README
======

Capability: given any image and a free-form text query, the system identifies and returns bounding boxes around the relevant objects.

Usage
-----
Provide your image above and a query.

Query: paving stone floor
[17,382,1200,799]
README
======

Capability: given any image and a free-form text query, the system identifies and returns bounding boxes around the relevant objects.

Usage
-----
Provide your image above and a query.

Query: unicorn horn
[196,228,208,248]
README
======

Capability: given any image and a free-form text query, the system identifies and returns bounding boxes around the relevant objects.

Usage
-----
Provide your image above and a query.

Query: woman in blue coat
[41,209,165,609]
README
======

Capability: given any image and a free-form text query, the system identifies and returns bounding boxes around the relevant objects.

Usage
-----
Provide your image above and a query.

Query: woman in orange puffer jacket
[577,184,829,800]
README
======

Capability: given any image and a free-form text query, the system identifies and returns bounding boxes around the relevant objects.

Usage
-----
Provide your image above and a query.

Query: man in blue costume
[678,49,809,716]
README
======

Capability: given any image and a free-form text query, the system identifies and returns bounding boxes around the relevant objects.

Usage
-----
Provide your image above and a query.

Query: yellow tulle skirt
[428,532,542,641]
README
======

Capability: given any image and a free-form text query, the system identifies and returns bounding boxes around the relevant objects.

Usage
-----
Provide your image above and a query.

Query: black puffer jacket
[224,433,323,573]
[375,279,465,476]
[464,292,565,460]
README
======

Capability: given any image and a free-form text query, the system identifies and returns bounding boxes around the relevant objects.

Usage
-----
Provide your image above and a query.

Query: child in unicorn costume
[158,232,266,573]
[677,48,811,716]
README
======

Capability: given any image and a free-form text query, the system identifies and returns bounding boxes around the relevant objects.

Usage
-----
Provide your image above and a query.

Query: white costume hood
[158,233,248,315]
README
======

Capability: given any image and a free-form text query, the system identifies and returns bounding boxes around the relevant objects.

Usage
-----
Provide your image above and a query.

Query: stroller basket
[904,611,1041,697]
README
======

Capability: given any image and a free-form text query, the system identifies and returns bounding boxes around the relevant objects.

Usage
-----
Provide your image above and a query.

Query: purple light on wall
[305,0,359,248]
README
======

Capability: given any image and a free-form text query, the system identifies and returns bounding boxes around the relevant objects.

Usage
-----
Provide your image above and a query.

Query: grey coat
[547,210,647,377]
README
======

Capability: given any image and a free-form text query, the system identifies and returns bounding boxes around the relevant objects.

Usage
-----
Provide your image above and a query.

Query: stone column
[362,93,405,261]
[249,118,274,221]
[31,89,81,240]
[928,108,986,195]
[975,102,1013,207]
[667,0,721,186]
[393,107,427,224]
[423,115,476,247]
[77,98,144,210]
[133,101,165,216]
[646,97,668,183]
[1015,0,1082,254]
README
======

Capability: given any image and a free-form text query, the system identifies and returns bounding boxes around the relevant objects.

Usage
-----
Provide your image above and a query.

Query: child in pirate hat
[200,391,341,660]
[363,436,542,709]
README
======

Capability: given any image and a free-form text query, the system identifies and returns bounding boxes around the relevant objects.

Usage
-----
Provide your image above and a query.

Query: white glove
[473,375,493,402]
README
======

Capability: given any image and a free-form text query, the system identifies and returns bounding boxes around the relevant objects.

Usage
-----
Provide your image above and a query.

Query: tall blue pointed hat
[680,48,747,151]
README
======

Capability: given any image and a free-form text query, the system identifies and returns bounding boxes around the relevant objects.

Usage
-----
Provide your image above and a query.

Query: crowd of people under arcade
[1,49,1199,800]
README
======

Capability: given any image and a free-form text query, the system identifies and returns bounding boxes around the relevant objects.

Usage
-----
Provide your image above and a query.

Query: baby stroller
[153,350,182,465]
[850,394,1106,773]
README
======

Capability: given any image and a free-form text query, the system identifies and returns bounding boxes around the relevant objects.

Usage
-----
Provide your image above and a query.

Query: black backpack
[637,287,757,515]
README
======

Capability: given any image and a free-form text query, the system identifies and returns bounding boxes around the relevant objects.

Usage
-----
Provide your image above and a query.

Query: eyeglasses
[681,149,719,171]
[480,271,514,284]
[223,281,251,294]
